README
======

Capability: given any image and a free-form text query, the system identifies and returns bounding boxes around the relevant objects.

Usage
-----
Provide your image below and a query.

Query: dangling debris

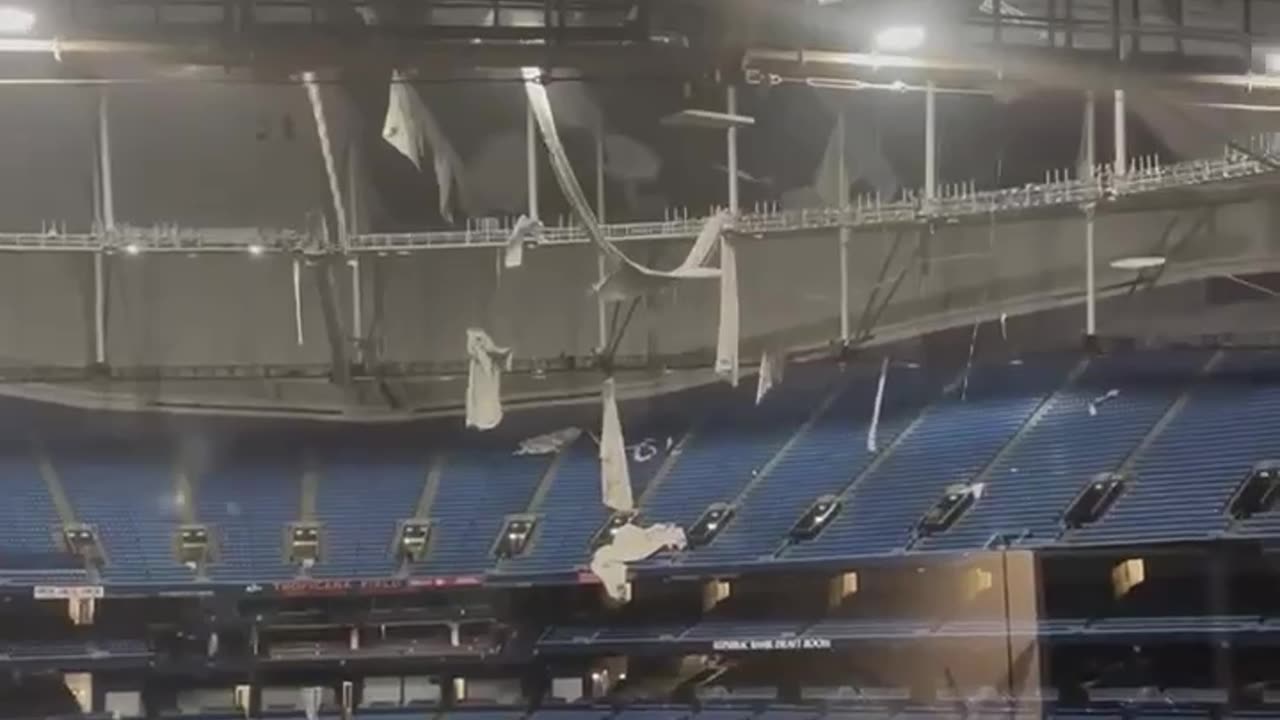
[629,438,660,463]
[867,356,890,452]
[1088,388,1121,416]
[756,349,787,405]
[590,522,687,602]
[383,70,471,223]
[504,214,541,269]
[716,233,740,387]
[600,378,634,512]
[465,328,512,431]
[515,427,582,456]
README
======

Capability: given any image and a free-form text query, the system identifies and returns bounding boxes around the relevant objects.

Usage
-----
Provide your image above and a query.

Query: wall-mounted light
[874,25,926,52]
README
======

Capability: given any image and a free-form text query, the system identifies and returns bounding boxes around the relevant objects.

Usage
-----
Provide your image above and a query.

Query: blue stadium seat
[1069,351,1280,546]
[54,440,192,584]
[199,449,299,583]
[922,352,1209,551]
[786,357,1075,561]
[685,365,937,567]
[0,442,65,577]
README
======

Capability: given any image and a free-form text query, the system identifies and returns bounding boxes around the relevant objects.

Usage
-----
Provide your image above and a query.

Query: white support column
[924,81,937,206]
[595,121,608,349]
[527,103,539,222]
[1113,87,1127,177]
[93,253,106,364]
[98,90,115,233]
[93,88,114,366]
[726,85,740,214]
[1083,91,1097,181]
[836,108,851,342]
[1083,89,1098,339]
[1085,204,1097,337]
[350,258,363,363]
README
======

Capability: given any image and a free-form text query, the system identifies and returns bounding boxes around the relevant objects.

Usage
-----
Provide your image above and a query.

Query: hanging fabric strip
[465,328,512,431]
[524,76,724,300]
[600,377,634,512]
[505,214,540,269]
[292,257,304,346]
[382,70,472,223]
[961,320,981,401]
[867,356,889,452]
[302,72,348,247]
[716,234,741,386]
[756,348,787,405]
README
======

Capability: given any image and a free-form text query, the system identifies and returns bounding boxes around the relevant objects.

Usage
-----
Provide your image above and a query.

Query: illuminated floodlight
[247,244,264,257]
[0,6,35,35]
[874,25,926,52]
[124,243,140,256]
[1109,256,1166,271]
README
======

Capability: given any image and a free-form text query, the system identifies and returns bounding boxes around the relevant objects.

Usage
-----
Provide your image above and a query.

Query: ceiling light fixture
[874,25,926,52]
[1109,256,1166,270]
[0,6,35,35]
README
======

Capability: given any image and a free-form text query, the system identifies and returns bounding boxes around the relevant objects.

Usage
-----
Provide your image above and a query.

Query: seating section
[641,367,841,532]
[313,444,428,579]
[419,446,548,576]
[685,365,938,567]
[1070,351,1280,545]
[786,358,1076,562]
[11,351,1280,585]
[0,443,65,575]
[921,351,1210,551]
[198,449,300,583]
[55,441,192,584]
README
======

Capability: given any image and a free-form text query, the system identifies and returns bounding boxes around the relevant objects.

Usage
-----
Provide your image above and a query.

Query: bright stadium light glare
[0,6,36,35]
[874,25,926,52]
[124,243,140,256]
[247,244,264,257]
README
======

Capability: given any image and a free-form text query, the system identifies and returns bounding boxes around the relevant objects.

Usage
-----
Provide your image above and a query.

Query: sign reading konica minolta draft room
[712,638,832,652]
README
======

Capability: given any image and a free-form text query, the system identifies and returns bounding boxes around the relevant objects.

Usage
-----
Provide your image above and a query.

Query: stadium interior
[9,0,1280,719]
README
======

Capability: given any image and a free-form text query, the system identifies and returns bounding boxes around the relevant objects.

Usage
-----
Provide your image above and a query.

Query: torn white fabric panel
[292,257,304,347]
[505,214,541,268]
[383,70,472,222]
[715,234,740,386]
[515,427,582,456]
[756,348,787,405]
[525,79,725,301]
[1087,388,1121,417]
[867,356,889,452]
[589,522,687,602]
[600,378,634,512]
[465,328,512,431]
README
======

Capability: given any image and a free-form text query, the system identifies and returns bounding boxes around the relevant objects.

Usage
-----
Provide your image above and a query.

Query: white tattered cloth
[523,79,738,377]
[755,348,788,405]
[514,427,582,456]
[599,378,634,512]
[504,214,542,269]
[523,76,744,504]
[589,522,688,602]
[867,356,890,452]
[465,328,513,431]
[382,69,472,223]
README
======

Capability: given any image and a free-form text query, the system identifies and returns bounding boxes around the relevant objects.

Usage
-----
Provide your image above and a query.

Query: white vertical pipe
[527,103,539,221]
[1085,206,1097,336]
[1083,91,1097,180]
[94,88,114,366]
[1114,88,1126,177]
[925,81,937,205]
[350,258,363,363]
[836,108,851,342]
[93,252,106,364]
[727,85,740,214]
[595,121,608,349]
[98,89,115,232]
[303,72,348,248]
[1083,89,1098,338]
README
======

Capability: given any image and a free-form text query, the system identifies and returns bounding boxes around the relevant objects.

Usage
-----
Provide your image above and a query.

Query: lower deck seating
[0,444,64,575]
